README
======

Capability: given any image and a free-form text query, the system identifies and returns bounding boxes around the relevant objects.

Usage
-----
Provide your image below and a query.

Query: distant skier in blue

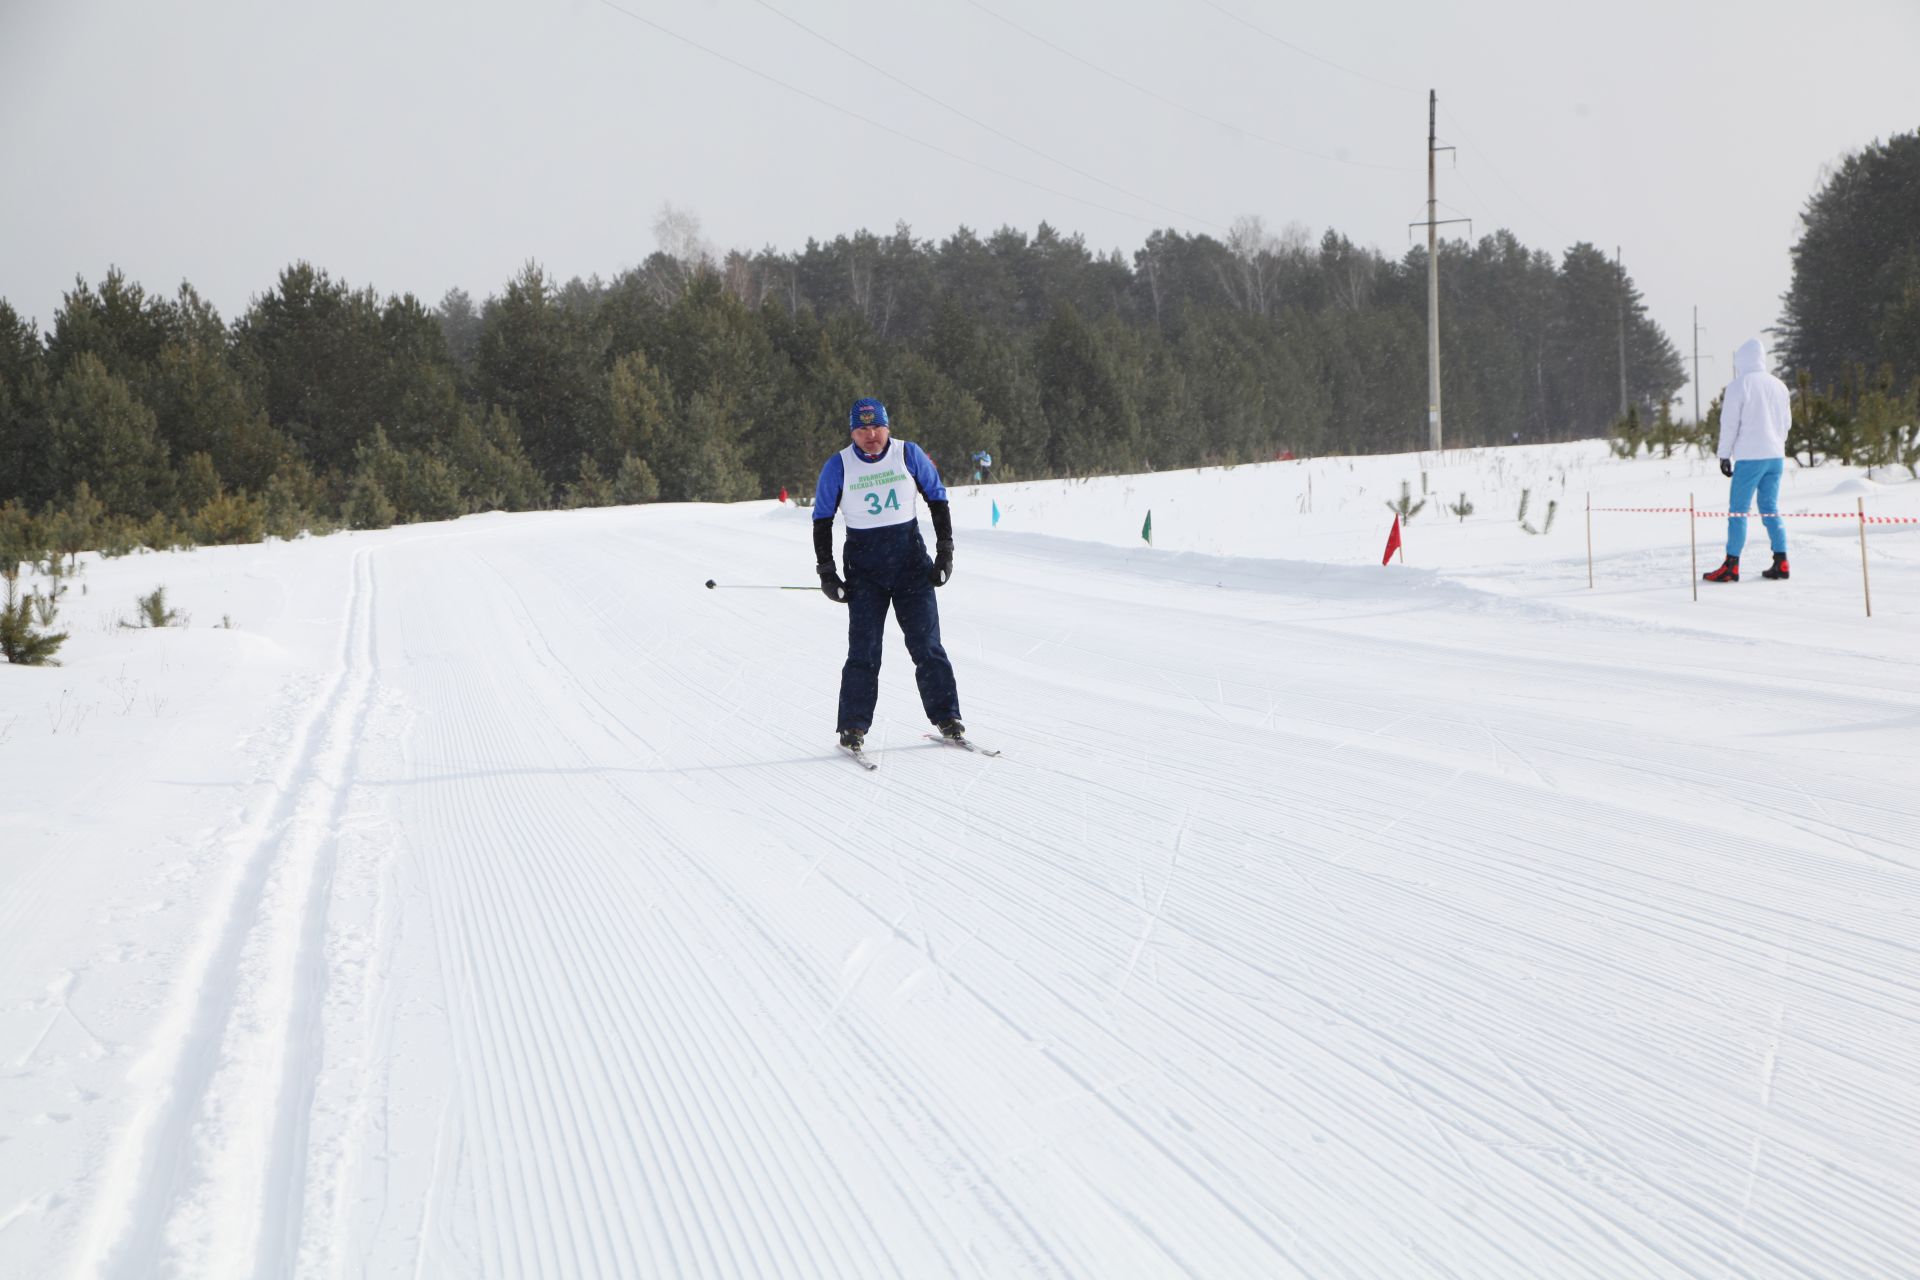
[971,449,993,483]
[814,397,964,753]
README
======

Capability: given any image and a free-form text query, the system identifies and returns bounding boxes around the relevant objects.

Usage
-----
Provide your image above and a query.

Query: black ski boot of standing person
[1761,552,1790,580]
[1703,555,1739,583]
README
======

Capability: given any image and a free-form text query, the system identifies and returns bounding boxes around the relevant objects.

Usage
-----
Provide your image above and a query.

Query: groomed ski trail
[30,485,1918,1279]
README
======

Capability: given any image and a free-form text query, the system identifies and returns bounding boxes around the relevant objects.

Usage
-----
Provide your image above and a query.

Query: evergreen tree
[563,456,615,509]
[447,407,547,513]
[46,353,171,515]
[175,451,221,513]
[262,459,326,539]
[344,471,397,530]
[233,263,391,473]
[436,286,484,372]
[474,262,608,488]
[655,393,761,502]
[44,267,175,386]
[1033,306,1140,476]
[605,349,675,473]
[613,454,660,504]
[146,298,256,472]
[0,301,51,508]
[1780,130,1920,388]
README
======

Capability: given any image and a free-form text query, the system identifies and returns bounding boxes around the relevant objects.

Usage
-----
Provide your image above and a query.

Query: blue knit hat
[849,397,889,431]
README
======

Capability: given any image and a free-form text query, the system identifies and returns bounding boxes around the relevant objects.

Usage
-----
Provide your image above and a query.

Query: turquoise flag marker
[991,500,1000,527]
[1142,510,1153,545]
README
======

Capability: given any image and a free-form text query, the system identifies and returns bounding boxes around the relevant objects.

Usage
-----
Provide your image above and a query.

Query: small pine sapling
[1,594,66,664]
[1897,422,1920,479]
[1386,480,1427,523]
[1608,405,1643,459]
[126,586,183,628]
[1449,493,1474,522]
[1516,488,1531,525]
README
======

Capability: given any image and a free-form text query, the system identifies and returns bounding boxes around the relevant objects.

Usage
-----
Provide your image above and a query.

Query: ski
[926,733,1001,757]
[839,743,878,771]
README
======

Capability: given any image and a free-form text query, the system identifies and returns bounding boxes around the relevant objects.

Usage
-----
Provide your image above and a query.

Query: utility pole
[1413,91,1465,451]
[1691,308,1713,423]
[1428,96,1443,452]
[1616,246,1629,416]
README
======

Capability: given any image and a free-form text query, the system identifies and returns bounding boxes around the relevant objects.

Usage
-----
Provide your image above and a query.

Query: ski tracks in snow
[77,546,386,1279]
[58,503,1920,1279]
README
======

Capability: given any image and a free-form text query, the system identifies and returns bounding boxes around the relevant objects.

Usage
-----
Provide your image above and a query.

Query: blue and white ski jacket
[813,441,947,588]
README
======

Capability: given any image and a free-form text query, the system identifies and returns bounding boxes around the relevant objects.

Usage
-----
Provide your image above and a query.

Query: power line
[957,0,1416,173]
[596,0,1194,232]
[1109,2,1575,261]
[1440,168,1498,232]
[1187,0,1424,96]
[747,0,1223,229]
[1437,101,1576,246]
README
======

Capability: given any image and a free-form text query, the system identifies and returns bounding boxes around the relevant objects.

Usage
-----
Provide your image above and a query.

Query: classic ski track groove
[79,546,381,1279]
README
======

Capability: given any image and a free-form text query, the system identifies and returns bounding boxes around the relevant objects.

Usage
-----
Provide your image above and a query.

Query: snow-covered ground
[3,440,1917,1279]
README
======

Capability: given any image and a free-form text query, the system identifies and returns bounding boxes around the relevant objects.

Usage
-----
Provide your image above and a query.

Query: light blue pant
[1726,458,1787,557]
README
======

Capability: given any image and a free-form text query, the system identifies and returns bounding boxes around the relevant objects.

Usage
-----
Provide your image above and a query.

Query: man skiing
[814,397,964,754]
[1705,337,1793,583]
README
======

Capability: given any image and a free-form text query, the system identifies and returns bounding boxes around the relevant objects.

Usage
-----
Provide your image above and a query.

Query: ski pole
[704,579,815,591]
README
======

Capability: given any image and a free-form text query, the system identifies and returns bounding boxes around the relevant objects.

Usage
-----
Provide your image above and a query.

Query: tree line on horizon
[0,216,1684,546]
[3,151,1905,555]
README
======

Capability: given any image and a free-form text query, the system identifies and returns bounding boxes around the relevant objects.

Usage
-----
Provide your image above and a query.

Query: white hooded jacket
[1716,338,1792,461]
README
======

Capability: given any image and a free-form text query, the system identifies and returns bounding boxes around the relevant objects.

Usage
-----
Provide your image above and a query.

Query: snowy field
[3,440,1917,1279]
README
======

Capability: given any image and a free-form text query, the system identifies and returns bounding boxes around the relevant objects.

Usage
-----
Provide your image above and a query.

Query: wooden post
[1689,493,1698,602]
[1859,497,1873,618]
[1586,491,1593,588]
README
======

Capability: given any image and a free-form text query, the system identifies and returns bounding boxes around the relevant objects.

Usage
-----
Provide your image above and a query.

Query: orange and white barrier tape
[1590,506,1920,523]
[1586,494,1900,617]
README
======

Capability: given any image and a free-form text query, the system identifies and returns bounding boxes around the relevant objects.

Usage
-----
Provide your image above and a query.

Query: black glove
[818,563,848,603]
[928,540,953,587]
[1719,457,1733,478]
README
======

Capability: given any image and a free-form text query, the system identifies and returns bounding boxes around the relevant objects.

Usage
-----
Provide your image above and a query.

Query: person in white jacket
[1705,337,1792,582]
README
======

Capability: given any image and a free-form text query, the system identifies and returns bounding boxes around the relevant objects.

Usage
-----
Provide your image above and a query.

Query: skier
[971,449,993,483]
[1704,337,1792,583]
[814,397,964,753]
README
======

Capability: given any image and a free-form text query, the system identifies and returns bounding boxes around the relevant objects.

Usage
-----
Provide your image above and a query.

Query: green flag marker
[1142,511,1152,545]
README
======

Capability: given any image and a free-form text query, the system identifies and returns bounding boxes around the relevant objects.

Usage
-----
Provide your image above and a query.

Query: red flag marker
[1382,515,1402,565]
[778,486,789,503]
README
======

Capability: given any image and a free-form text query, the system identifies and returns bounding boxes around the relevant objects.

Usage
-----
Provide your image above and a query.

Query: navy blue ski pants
[837,578,960,732]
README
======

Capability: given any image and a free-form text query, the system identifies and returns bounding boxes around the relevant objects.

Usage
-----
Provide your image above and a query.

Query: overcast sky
[4,0,1916,419]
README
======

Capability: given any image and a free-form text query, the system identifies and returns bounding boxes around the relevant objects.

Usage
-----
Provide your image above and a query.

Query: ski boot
[936,718,966,741]
[1703,555,1739,583]
[1761,552,1789,580]
[838,728,865,751]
